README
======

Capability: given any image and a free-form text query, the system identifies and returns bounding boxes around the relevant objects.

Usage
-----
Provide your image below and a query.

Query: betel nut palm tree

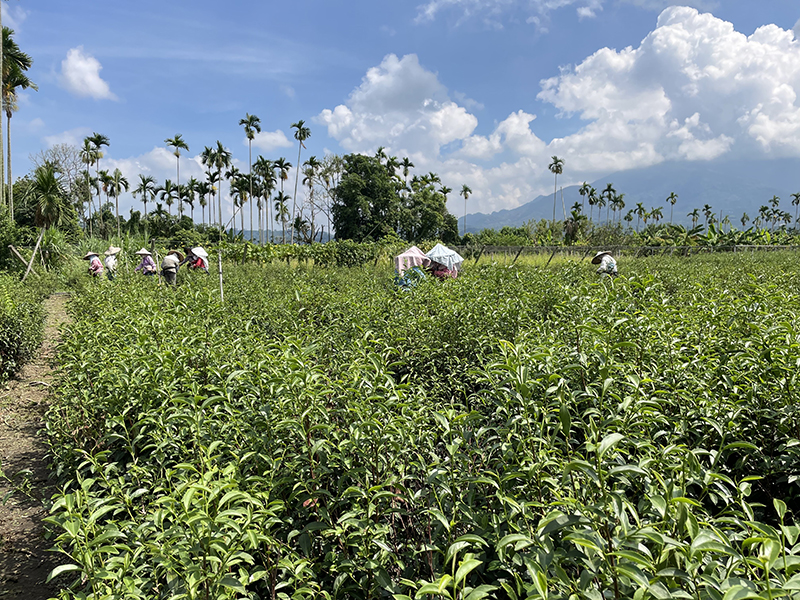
[253,156,275,244]
[158,179,178,217]
[548,156,564,228]
[274,190,290,244]
[196,181,210,226]
[239,113,261,241]
[578,182,590,217]
[602,183,615,226]
[208,141,232,239]
[165,134,189,217]
[110,168,129,237]
[132,174,157,235]
[88,132,110,235]
[791,192,800,226]
[79,139,98,235]
[290,120,311,244]
[1,24,35,210]
[2,27,36,218]
[460,184,472,236]
[666,192,678,224]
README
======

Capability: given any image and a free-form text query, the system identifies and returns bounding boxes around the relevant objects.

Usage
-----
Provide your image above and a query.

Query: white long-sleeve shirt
[596,254,617,275]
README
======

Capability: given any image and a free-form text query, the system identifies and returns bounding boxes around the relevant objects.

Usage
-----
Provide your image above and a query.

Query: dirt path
[0,294,70,599]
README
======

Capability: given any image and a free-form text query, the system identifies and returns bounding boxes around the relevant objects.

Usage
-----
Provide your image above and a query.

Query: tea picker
[592,250,617,278]
[104,246,121,281]
[82,251,104,277]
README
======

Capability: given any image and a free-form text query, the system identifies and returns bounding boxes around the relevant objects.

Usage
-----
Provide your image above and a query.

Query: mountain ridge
[463,158,800,232]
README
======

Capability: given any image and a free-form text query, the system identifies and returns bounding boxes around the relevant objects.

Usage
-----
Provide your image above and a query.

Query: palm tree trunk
[0,4,4,211]
[176,157,181,218]
[291,146,302,244]
[7,112,12,218]
[217,182,224,302]
[248,142,253,243]
[116,196,120,238]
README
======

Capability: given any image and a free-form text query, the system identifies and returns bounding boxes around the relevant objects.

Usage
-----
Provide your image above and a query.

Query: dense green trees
[331,153,458,243]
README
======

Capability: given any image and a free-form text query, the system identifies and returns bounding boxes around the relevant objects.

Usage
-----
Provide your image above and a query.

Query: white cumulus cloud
[317,53,477,158]
[43,127,93,148]
[316,9,800,216]
[539,6,800,163]
[59,46,117,101]
[251,130,293,152]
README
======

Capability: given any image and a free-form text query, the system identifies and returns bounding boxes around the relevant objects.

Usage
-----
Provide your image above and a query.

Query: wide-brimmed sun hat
[167,250,185,262]
[104,246,122,256]
[82,251,99,260]
[135,248,152,256]
[192,246,209,259]
[591,250,612,265]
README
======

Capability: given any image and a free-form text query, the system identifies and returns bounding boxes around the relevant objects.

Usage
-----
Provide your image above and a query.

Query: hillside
[465,158,800,232]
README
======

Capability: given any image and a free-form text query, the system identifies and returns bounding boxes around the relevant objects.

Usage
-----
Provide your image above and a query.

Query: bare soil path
[0,294,70,599]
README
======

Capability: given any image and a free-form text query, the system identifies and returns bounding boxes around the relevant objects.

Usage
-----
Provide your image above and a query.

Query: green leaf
[47,563,82,582]
[219,575,246,593]
[774,498,787,520]
[559,404,571,434]
[463,585,498,600]
[455,559,482,585]
[428,508,451,532]
[597,432,625,460]
[721,585,760,600]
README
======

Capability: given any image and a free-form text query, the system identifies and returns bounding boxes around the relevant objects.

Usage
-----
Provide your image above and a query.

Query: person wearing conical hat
[592,250,617,279]
[104,246,121,281]
[161,250,184,285]
[134,248,157,276]
[181,246,209,273]
[82,251,104,278]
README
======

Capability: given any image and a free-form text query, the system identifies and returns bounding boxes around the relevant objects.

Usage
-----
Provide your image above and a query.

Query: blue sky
[8,0,800,227]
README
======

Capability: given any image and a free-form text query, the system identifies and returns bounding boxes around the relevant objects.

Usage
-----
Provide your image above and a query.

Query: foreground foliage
[46,255,800,599]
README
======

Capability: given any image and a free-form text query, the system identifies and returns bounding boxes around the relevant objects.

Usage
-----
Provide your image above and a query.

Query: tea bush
[0,274,48,381]
[46,253,800,599]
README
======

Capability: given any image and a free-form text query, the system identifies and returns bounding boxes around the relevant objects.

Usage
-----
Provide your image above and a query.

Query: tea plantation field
[45,253,800,599]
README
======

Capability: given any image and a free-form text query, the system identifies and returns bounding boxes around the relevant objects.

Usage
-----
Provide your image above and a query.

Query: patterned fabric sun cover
[394,246,431,275]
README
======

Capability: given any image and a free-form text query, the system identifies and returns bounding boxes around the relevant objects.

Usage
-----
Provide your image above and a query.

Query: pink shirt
[88,256,103,276]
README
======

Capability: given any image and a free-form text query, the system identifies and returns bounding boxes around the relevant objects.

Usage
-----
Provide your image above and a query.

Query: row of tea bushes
[0,274,48,381]
[45,255,800,599]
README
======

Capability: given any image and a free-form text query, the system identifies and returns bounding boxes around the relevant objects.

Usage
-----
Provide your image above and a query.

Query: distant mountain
[464,158,800,232]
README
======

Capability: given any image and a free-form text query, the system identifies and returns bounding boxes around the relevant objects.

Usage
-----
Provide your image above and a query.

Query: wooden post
[8,245,38,277]
[22,230,44,282]
[473,245,486,266]
[545,248,558,267]
[511,246,525,265]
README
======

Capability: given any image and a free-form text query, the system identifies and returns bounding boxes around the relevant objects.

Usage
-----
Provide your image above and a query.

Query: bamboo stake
[8,245,39,277]
[22,230,44,282]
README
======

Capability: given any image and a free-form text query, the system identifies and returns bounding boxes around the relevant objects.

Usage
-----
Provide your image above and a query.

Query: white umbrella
[425,243,464,271]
